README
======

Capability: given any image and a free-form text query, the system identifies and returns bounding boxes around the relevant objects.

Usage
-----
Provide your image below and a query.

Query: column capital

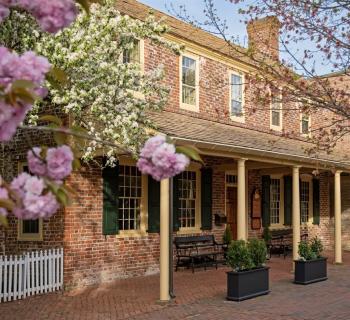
[237,158,248,163]
[335,170,343,175]
[292,165,302,169]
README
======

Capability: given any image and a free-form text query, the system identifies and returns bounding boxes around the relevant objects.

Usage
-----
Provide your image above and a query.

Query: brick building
[1,0,350,291]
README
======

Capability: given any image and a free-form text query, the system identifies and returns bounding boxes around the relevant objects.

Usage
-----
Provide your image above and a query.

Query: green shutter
[201,168,213,230]
[313,178,320,225]
[284,175,292,226]
[173,174,180,231]
[102,165,119,235]
[262,175,271,227]
[148,177,160,233]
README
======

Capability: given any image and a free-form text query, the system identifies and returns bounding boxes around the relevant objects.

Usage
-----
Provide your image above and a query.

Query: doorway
[226,186,237,240]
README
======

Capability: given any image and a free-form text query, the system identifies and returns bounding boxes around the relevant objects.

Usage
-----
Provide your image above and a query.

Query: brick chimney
[247,16,280,61]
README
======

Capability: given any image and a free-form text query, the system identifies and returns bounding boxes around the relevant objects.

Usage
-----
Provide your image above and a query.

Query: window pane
[301,115,309,134]
[23,220,39,234]
[231,74,243,115]
[182,56,197,105]
[270,179,281,224]
[178,171,196,228]
[118,165,142,231]
[272,110,280,126]
[123,39,140,64]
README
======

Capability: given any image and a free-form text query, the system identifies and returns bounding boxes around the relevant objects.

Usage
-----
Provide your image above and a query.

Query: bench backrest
[174,235,215,247]
[271,229,292,238]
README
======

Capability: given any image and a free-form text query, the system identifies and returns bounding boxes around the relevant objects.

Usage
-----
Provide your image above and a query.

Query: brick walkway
[1,252,349,320]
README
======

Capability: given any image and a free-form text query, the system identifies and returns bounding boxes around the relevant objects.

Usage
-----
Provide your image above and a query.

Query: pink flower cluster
[0,0,77,33]
[137,135,189,181]
[10,173,59,219]
[28,145,74,180]
[0,47,51,141]
[0,186,9,217]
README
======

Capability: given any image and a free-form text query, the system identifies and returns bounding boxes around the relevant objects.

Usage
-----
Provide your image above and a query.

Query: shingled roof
[115,0,251,66]
[149,111,350,170]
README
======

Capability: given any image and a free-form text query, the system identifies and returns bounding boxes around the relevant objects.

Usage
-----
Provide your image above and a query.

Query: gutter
[170,136,350,170]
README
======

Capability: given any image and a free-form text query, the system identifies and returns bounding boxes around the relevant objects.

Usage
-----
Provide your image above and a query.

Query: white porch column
[237,158,247,240]
[160,178,170,302]
[292,166,301,262]
[334,170,342,264]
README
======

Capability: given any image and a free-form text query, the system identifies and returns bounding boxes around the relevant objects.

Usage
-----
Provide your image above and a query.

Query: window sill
[230,115,245,123]
[180,103,199,113]
[177,228,202,235]
[116,230,148,238]
[270,125,283,132]
[269,224,289,230]
[17,234,43,242]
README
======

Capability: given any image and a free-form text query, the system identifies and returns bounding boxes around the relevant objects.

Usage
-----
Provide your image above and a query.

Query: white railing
[0,248,63,303]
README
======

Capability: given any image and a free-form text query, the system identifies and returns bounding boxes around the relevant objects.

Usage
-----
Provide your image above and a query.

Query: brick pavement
[0,251,349,320]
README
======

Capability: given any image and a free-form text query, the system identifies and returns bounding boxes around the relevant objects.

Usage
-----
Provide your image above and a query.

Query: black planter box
[227,267,270,301]
[294,257,328,285]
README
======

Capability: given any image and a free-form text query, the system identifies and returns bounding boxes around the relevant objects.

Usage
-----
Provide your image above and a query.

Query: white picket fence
[0,248,63,303]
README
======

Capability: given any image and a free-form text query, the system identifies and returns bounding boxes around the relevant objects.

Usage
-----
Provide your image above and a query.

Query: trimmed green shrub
[227,240,254,271]
[248,238,267,267]
[223,225,233,245]
[262,226,272,244]
[298,237,324,261]
[310,237,324,258]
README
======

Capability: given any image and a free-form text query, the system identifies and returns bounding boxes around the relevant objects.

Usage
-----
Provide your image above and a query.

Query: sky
[139,0,332,75]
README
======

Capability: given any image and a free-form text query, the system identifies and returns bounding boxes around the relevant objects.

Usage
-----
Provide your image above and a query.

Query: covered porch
[150,111,350,301]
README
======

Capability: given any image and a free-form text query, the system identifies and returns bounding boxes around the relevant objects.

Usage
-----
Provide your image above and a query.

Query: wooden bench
[268,229,308,259]
[174,235,224,273]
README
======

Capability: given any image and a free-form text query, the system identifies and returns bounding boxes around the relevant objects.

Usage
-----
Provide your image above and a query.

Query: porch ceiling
[149,111,350,171]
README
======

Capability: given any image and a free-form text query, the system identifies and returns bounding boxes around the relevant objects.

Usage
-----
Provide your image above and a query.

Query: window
[17,163,43,241]
[122,39,141,64]
[270,89,283,130]
[270,178,281,225]
[226,174,237,185]
[180,54,199,111]
[301,114,311,136]
[229,73,244,119]
[179,171,197,229]
[118,165,142,231]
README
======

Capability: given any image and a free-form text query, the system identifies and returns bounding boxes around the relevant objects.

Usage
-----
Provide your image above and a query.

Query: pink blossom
[41,192,59,218]
[137,135,190,181]
[18,0,77,33]
[46,145,74,180]
[10,172,31,197]
[24,175,44,195]
[0,5,9,23]
[27,147,47,176]
[0,187,9,217]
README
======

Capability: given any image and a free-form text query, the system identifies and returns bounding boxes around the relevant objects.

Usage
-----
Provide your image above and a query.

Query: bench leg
[191,257,195,273]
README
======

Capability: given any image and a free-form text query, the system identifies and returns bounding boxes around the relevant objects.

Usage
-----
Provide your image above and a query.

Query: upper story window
[301,113,311,136]
[180,54,199,112]
[118,165,142,231]
[270,89,283,130]
[122,39,141,64]
[229,72,244,122]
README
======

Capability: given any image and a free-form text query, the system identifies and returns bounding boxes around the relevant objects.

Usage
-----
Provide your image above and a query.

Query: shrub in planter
[294,237,327,285]
[226,239,269,301]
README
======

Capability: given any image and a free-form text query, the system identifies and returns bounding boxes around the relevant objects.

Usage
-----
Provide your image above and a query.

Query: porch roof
[149,111,350,170]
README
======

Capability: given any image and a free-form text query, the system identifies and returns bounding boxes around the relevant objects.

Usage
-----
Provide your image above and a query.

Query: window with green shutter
[313,178,320,225]
[102,165,119,235]
[284,175,292,226]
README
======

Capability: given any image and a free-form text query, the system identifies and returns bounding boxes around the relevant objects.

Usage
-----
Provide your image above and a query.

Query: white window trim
[300,111,312,138]
[177,163,202,234]
[269,174,285,228]
[300,174,313,225]
[270,88,283,131]
[228,70,245,123]
[179,52,200,112]
[117,157,148,238]
[17,162,43,241]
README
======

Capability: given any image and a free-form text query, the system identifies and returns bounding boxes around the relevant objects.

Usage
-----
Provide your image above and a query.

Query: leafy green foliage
[262,226,272,244]
[298,237,324,261]
[248,238,267,268]
[226,240,254,271]
[223,225,233,244]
